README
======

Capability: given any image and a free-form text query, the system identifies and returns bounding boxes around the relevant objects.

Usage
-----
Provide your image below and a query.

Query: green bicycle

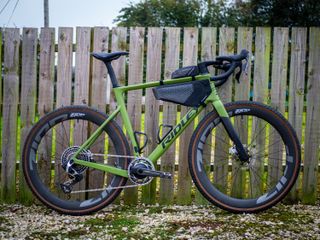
[22,50,301,215]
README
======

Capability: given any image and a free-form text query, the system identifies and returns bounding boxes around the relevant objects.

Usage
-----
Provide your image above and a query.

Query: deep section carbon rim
[190,102,300,212]
[23,107,128,214]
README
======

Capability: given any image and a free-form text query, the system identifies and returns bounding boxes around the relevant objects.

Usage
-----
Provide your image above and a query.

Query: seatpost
[105,62,120,88]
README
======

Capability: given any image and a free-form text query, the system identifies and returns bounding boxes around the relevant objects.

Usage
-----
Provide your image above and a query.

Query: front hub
[229,145,251,164]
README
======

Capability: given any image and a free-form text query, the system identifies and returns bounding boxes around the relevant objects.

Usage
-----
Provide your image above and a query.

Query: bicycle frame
[73,74,229,178]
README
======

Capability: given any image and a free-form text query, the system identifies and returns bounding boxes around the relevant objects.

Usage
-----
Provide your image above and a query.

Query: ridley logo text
[161,108,198,149]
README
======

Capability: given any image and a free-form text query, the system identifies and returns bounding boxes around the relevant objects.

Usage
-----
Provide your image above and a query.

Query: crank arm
[133,168,172,179]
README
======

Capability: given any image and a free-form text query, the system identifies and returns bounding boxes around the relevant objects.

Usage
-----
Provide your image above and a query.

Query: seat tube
[106,62,120,88]
[113,88,140,156]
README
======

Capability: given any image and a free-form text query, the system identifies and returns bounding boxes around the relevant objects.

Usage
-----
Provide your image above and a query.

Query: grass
[82,213,140,239]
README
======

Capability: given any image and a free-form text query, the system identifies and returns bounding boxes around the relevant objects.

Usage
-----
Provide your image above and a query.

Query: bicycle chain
[69,153,148,194]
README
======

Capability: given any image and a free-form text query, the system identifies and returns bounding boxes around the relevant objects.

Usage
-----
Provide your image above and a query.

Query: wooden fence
[0,27,319,205]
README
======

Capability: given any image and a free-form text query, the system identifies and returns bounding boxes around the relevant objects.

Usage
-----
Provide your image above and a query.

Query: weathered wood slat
[159,27,180,205]
[250,27,271,197]
[111,27,127,114]
[73,27,91,199]
[195,27,217,204]
[268,27,288,194]
[92,27,108,111]
[142,27,163,204]
[288,28,307,201]
[214,27,234,194]
[1,28,20,202]
[124,27,145,205]
[19,28,38,204]
[0,30,2,172]
[90,27,109,198]
[253,27,271,103]
[55,28,73,196]
[0,29,2,110]
[177,27,198,205]
[235,27,252,101]
[74,27,91,105]
[302,27,320,204]
[231,27,253,198]
[110,27,127,204]
[56,28,73,108]
[37,28,55,191]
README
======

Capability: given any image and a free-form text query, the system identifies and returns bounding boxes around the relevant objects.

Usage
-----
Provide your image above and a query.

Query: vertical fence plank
[111,27,127,115]
[74,27,91,106]
[0,29,2,170]
[19,28,38,204]
[302,27,320,204]
[235,27,252,101]
[55,27,73,196]
[0,29,2,110]
[110,27,127,204]
[253,28,271,102]
[195,27,217,204]
[268,27,289,194]
[90,27,109,198]
[1,28,20,202]
[124,27,145,204]
[288,27,307,201]
[142,27,162,204]
[91,27,108,111]
[213,27,235,193]
[38,28,55,191]
[231,27,253,198]
[73,27,91,199]
[159,27,180,205]
[250,27,271,197]
[56,27,73,108]
[177,27,198,204]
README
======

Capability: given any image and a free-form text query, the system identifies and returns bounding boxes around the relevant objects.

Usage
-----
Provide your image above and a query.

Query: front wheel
[189,101,301,213]
[22,106,130,215]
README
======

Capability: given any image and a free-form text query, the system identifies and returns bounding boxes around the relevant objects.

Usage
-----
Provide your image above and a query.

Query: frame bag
[153,80,212,107]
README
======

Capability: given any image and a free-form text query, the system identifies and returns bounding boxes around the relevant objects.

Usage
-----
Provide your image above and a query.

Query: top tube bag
[171,66,199,79]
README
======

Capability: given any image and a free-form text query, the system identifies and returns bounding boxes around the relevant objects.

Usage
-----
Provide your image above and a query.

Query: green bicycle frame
[73,74,229,178]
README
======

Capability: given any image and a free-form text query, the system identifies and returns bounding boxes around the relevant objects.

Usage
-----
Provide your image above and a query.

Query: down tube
[148,105,204,164]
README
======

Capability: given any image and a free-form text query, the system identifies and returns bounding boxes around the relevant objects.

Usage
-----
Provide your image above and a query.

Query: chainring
[128,158,155,184]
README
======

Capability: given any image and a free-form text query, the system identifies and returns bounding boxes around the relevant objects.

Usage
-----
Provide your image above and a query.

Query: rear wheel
[189,101,301,213]
[22,106,130,215]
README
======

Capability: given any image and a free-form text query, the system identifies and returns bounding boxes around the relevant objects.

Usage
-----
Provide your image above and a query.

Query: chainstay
[70,153,147,193]
[89,153,136,159]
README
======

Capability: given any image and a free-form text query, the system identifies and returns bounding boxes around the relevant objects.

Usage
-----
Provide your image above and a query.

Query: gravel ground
[0,203,319,239]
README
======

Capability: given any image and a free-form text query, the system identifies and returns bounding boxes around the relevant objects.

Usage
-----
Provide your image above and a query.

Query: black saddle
[91,51,129,63]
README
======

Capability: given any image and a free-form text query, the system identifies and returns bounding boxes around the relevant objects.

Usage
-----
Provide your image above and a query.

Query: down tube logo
[161,108,198,149]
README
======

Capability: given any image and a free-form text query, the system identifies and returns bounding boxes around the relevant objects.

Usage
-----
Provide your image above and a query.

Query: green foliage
[114,0,202,27]
[114,0,320,27]
[239,0,320,26]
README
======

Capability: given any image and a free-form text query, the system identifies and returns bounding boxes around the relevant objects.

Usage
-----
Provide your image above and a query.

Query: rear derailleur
[60,147,93,194]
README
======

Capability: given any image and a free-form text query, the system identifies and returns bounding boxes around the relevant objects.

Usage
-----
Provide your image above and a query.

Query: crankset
[128,157,172,185]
